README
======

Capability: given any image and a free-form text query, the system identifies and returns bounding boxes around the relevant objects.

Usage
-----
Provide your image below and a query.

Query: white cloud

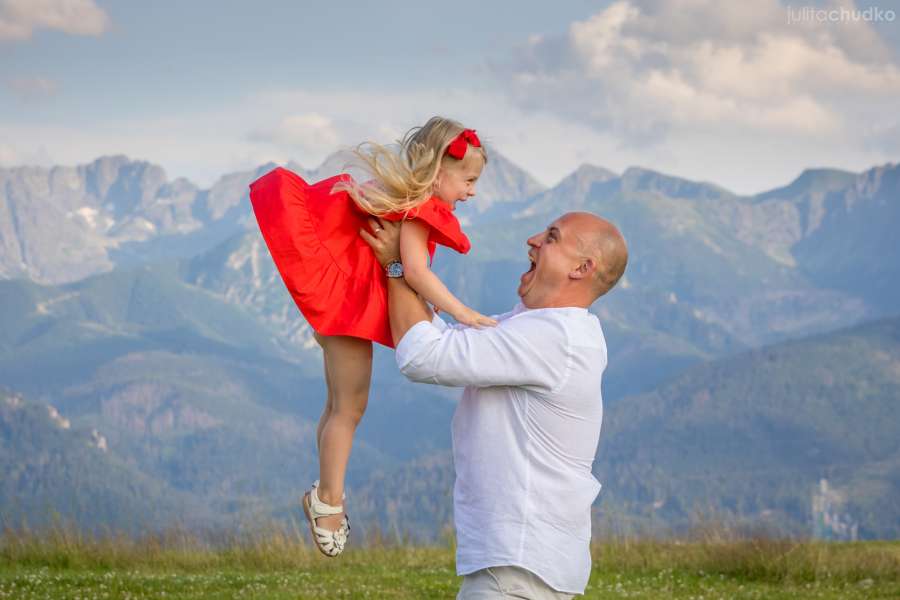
[2,77,896,196]
[247,112,342,153]
[495,0,900,144]
[0,0,109,42]
[1,88,583,187]
[0,91,453,186]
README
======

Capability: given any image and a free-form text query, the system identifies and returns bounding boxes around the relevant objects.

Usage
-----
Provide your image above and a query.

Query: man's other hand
[359,217,401,268]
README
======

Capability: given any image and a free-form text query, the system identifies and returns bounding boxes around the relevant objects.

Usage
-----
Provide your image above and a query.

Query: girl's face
[433,151,484,211]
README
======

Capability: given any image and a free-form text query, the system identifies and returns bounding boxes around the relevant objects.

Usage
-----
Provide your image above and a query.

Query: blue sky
[2,0,899,193]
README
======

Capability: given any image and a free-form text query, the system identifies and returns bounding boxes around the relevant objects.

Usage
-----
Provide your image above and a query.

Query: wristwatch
[385,259,404,278]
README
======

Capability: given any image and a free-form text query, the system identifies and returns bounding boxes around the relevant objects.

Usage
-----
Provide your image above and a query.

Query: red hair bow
[446,129,481,159]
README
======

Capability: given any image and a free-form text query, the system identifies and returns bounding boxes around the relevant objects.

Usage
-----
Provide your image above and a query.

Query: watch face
[387,262,403,277]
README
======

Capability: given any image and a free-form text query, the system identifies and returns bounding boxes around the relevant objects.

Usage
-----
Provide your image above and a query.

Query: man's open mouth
[522,254,536,281]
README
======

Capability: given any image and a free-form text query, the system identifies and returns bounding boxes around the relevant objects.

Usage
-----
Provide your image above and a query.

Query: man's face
[518,214,586,307]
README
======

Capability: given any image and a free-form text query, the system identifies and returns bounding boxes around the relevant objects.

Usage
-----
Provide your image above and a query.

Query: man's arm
[393,311,566,389]
[358,218,431,345]
[360,217,566,390]
[386,277,432,347]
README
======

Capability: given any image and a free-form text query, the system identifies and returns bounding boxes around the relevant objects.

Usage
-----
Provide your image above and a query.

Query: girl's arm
[400,220,496,327]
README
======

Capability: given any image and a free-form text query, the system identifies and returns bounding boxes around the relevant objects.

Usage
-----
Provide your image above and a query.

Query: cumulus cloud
[0,0,109,42]
[3,52,897,196]
[1,88,574,188]
[248,112,342,151]
[494,0,900,145]
[0,91,477,186]
[240,91,500,171]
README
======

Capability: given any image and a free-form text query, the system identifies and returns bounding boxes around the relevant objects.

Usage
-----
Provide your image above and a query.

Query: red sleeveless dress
[248,167,471,348]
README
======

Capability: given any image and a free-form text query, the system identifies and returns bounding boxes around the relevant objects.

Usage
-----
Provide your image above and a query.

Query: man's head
[518,212,628,309]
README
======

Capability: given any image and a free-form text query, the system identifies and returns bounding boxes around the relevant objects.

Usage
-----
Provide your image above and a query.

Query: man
[360,211,628,599]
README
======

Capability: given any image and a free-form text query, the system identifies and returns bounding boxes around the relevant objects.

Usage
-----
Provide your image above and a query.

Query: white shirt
[395,301,607,594]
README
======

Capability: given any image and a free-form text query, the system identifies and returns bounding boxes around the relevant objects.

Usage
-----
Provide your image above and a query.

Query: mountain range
[0,151,897,539]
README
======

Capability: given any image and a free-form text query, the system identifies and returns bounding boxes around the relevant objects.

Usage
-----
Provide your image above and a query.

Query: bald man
[361,212,628,599]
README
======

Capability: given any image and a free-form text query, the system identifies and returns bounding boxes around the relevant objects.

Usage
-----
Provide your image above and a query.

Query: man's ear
[570,258,595,280]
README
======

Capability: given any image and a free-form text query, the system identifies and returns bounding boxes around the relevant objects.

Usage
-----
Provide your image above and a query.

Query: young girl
[248,116,495,557]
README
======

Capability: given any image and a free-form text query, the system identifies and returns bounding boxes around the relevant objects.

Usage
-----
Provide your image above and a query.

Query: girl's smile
[434,152,484,211]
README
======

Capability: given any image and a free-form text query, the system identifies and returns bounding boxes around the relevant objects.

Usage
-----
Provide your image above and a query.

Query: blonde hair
[332,116,488,216]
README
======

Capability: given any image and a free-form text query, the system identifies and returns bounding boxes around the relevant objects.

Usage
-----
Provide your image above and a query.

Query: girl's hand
[451,306,498,328]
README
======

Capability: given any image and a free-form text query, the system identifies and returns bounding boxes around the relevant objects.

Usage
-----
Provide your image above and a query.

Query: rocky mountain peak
[571,163,618,182]
[753,167,857,203]
[79,155,168,212]
[855,162,899,198]
[621,166,732,200]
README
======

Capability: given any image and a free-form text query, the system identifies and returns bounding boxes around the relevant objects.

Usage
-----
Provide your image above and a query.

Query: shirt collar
[513,301,590,315]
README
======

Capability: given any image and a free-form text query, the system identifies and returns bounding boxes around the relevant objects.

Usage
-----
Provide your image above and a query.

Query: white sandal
[302,480,350,557]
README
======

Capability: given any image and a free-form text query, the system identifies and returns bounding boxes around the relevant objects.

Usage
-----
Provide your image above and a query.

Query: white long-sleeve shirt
[395,301,607,594]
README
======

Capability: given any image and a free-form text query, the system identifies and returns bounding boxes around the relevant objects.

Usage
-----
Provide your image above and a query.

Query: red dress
[248,167,471,348]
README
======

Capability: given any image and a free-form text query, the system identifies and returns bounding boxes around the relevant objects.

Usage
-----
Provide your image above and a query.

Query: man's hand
[359,216,431,346]
[359,217,401,268]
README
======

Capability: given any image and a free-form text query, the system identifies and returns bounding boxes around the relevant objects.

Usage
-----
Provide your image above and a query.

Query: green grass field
[1,522,898,599]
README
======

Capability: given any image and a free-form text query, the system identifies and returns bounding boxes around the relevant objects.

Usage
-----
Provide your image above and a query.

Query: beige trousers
[456,565,576,599]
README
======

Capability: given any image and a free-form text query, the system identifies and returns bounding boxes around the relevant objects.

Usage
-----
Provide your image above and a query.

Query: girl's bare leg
[313,333,372,532]
[314,332,334,452]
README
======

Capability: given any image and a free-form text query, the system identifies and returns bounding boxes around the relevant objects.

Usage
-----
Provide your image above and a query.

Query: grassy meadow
[1,519,898,599]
